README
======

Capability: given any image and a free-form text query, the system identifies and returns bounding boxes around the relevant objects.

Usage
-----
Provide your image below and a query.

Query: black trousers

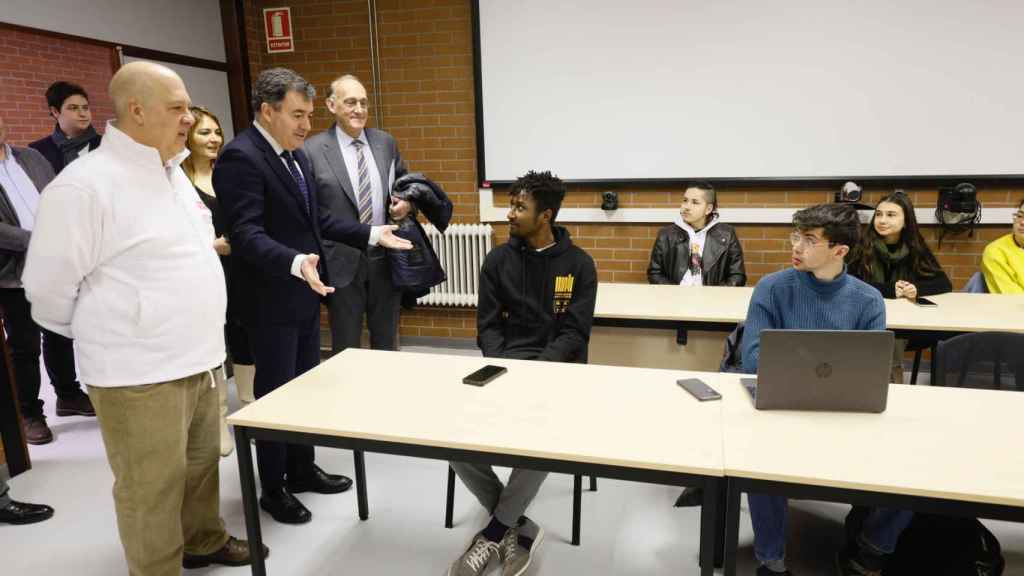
[0,288,82,418]
[249,313,320,492]
[326,250,401,355]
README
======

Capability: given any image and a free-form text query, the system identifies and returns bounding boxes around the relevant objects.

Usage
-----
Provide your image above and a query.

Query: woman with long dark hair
[848,191,952,382]
[183,107,256,457]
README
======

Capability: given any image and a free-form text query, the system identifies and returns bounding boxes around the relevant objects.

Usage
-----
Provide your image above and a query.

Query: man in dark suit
[213,68,411,525]
[306,74,411,354]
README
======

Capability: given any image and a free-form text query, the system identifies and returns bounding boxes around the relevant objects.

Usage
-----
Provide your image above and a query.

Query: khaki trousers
[89,372,230,576]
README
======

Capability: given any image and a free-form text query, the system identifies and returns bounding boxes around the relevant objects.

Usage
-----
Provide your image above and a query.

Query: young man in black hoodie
[447,171,597,576]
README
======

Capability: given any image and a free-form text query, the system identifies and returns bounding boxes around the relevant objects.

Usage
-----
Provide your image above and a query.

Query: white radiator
[418,223,494,307]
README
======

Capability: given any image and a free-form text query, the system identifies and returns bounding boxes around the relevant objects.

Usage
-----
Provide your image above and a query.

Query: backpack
[883,514,1004,576]
[935,183,981,247]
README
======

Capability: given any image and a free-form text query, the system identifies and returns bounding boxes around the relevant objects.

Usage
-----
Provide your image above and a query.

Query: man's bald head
[109,61,195,163]
[109,61,182,120]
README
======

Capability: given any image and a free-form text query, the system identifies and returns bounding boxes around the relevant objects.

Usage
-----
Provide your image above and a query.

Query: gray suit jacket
[0,146,55,288]
[305,126,407,288]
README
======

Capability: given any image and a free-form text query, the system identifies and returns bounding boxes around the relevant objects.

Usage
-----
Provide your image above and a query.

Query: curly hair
[508,170,567,223]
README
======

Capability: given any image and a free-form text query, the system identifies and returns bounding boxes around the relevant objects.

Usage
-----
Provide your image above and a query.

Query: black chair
[906,339,937,385]
[933,332,1024,390]
[445,467,596,546]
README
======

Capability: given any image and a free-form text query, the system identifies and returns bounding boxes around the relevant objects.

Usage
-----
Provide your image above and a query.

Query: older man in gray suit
[0,115,94,446]
[306,75,410,353]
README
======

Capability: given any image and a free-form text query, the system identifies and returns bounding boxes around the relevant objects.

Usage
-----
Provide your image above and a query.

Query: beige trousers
[89,372,230,576]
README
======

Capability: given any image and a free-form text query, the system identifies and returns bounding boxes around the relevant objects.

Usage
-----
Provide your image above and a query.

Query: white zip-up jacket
[22,123,226,387]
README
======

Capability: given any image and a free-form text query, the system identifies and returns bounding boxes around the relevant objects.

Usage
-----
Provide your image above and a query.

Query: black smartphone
[914,297,938,307]
[677,378,722,401]
[463,365,507,386]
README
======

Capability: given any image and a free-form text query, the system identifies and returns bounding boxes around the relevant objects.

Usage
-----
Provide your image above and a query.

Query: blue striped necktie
[352,140,373,224]
[280,150,310,214]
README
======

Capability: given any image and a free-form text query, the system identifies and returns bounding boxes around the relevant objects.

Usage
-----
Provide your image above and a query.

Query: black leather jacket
[647,221,747,286]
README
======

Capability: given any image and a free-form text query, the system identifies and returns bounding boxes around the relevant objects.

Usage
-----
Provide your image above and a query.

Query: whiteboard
[123,56,235,141]
[477,0,1024,182]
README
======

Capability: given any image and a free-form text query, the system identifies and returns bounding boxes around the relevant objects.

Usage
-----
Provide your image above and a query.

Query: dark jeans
[0,288,83,418]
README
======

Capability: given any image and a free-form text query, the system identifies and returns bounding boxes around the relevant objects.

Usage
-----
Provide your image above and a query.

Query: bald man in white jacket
[22,62,264,575]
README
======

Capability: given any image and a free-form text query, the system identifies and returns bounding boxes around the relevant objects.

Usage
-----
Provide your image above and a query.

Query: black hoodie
[477,226,597,363]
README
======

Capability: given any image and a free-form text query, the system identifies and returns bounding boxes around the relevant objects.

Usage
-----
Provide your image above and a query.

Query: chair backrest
[962,271,988,293]
[719,322,745,373]
[933,332,1024,390]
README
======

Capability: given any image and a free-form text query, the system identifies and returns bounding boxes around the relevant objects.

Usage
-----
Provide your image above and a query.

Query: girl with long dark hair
[848,191,952,382]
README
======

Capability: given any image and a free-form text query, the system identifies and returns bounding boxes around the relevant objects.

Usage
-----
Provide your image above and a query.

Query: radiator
[417,223,494,307]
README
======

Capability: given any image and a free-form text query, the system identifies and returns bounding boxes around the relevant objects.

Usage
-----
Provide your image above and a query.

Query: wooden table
[715,377,1024,576]
[228,349,727,575]
[591,283,1024,371]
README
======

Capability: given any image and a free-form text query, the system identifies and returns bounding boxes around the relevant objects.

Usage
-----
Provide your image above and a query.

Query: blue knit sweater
[741,267,886,374]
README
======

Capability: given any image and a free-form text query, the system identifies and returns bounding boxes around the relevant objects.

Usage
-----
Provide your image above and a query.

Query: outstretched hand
[377,225,413,250]
[300,254,335,296]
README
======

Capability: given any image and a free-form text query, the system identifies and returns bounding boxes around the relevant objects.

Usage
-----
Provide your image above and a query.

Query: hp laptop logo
[815,362,833,378]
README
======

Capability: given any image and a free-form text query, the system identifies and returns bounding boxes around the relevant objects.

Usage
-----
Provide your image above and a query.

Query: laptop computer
[742,329,895,413]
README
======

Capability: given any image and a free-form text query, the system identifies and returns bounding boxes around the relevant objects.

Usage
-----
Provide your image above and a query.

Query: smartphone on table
[463,365,507,386]
[914,297,937,307]
[677,378,722,401]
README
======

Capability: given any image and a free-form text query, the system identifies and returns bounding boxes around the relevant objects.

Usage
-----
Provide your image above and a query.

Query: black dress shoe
[674,486,704,507]
[259,487,311,524]
[0,499,55,525]
[287,464,352,495]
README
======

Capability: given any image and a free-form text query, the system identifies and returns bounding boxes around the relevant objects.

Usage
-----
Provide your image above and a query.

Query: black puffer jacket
[647,220,746,286]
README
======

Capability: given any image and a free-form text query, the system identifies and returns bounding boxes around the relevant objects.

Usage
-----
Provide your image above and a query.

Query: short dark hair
[509,170,567,223]
[252,68,315,113]
[792,203,860,249]
[688,181,717,212]
[45,81,89,110]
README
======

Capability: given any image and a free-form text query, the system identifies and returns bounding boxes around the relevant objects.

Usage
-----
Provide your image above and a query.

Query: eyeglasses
[340,98,369,111]
[1012,212,1024,222]
[789,232,833,249]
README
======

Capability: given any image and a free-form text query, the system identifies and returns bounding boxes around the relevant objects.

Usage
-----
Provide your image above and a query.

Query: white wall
[122,56,234,140]
[478,0,1024,182]
[2,0,226,62]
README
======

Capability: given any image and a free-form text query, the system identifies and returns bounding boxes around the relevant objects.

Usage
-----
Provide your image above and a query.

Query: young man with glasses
[981,199,1024,294]
[740,203,912,576]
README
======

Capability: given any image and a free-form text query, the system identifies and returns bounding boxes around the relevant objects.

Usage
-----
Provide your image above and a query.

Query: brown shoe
[56,392,96,417]
[23,416,53,445]
[182,536,269,568]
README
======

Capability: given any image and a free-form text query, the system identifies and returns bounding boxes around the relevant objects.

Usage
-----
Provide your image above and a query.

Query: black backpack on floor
[883,514,1005,576]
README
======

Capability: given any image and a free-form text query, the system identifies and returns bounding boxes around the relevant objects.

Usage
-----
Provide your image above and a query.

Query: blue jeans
[749,494,913,564]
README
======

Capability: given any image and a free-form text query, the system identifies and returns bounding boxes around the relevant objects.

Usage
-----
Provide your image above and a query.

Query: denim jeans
[749,494,913,564]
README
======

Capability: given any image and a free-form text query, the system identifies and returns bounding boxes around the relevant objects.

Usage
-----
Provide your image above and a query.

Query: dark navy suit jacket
[214,125,370,326]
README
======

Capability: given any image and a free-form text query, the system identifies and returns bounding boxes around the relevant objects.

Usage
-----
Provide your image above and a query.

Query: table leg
[571,474,582,546]
[445,466,456,528]
[723,479,742,576]
[354,450,369,521]
[698,477,720,576]
[235,427,266,576]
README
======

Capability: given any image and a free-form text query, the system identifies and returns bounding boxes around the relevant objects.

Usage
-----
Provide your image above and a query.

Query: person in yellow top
[981,199,1024,294]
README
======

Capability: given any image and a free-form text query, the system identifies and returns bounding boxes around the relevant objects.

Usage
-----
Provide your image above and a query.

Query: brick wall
[0,26,115,146]
[244,1,1023,341]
